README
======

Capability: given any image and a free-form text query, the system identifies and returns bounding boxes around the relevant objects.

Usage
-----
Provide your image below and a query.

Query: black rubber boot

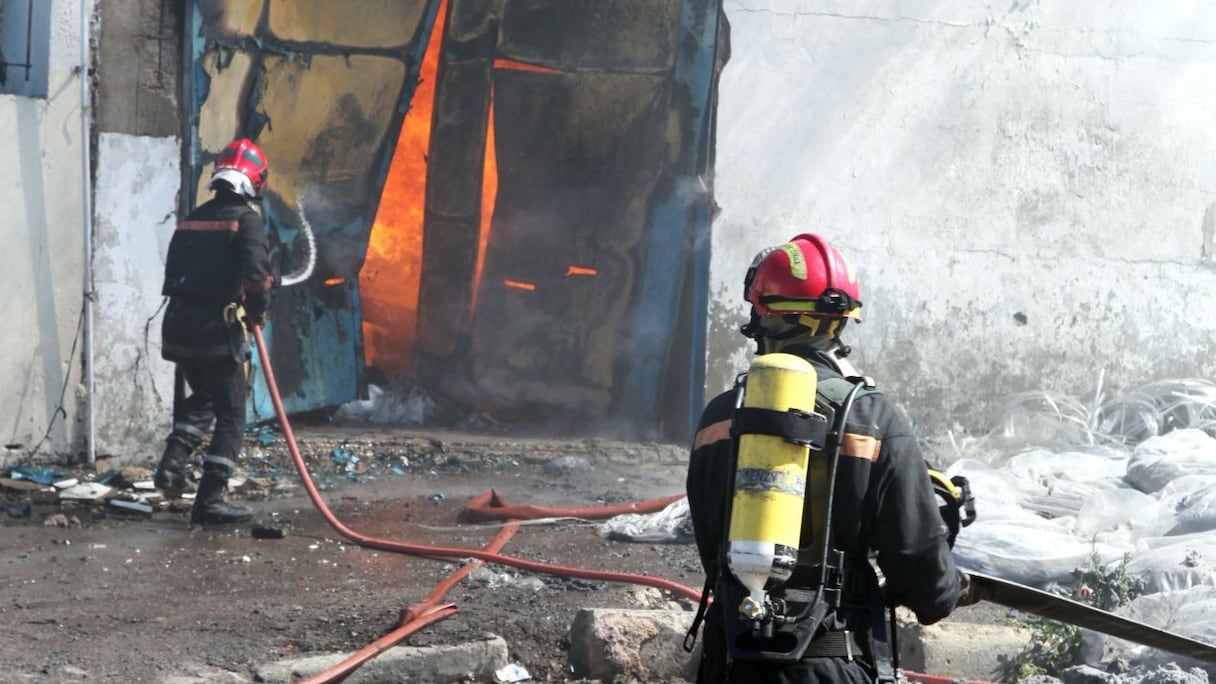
[190,462,252,526]
[154,439,195,499]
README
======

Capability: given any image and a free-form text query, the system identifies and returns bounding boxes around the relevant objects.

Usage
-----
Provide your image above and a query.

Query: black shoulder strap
[817,376,880,407]
[684,569,714,652]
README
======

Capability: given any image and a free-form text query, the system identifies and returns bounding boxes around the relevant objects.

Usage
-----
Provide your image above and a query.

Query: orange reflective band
[504,280,536,291]
[565,265,597,277]
[841,433,880,462]
[693,419,732,451]
[178,220,239,233]
[324,278,345,286]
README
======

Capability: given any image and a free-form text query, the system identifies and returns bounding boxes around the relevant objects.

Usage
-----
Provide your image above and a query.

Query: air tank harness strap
[731,406,829,450]
[684,572,714,652]
[803,630,864,660]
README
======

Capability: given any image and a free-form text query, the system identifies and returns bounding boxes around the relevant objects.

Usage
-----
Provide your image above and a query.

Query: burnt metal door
[185,0,723,440]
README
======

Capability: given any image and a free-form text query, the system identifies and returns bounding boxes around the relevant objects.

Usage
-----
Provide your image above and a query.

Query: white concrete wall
[708,0,1216,434]
[91,133,178,460]
[0,0,93,463]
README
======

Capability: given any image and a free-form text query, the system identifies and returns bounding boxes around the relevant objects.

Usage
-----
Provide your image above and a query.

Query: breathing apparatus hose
[249,324,702,602]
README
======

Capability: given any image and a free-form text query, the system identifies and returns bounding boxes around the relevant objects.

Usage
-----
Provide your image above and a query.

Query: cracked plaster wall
[91,133,178,460]
[87,0,183,461]
[708,0,1216,435]
[0,0,95,463]
[12,0,1216,463]
[1,0,179,464]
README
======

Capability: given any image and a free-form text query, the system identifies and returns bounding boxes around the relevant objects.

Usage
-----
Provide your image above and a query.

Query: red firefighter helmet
[745,233,862,321]
[208,138,269,198]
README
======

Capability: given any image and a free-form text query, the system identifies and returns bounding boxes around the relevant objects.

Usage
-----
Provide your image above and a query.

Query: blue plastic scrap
[253,426,280,446]
[9,466,66,486]
[331,446,357,465]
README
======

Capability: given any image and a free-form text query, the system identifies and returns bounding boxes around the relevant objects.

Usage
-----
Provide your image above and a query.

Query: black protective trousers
[167,358,246,462]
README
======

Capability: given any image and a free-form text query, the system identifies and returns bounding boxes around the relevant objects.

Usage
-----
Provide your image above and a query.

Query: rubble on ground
[1,423,685,529]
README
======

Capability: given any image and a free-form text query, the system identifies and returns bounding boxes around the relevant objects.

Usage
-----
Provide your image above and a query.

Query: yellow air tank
[727,352,819,620]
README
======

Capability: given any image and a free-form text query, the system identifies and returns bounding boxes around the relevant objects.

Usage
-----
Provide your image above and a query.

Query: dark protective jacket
[161,191,273,362]
[686,348,961,683]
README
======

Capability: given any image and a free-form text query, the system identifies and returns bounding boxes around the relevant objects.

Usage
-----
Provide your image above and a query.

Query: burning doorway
[186,0,725,441]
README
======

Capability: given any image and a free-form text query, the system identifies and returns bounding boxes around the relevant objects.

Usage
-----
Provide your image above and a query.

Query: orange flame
[471,99,498,316]
[359,1,448,375]
[565,265,597,277]
[504,280,536,291]
[494,58,559,74]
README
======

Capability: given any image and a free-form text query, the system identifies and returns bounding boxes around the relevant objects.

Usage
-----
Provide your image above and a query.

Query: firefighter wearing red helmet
[685,234,968,683]
[740,233,862,352]
[154,138,274,526]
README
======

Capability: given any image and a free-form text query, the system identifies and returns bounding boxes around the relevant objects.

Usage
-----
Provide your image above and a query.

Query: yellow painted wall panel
[268,0,427,48]
[256,54,406,206]
[191,49,404,210]
[195,50,254,206]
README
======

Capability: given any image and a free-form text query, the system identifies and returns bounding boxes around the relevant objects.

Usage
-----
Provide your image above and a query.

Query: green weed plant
[995,549,1140,682]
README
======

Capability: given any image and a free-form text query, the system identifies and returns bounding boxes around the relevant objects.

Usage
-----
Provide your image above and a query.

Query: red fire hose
[251,325,701,681]
[461,487,686,523]
[298,521,520,684]
[252,325,699,601]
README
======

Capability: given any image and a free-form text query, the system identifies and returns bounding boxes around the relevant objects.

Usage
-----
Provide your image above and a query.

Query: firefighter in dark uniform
[686,233,968,683]
[153,138,273,526]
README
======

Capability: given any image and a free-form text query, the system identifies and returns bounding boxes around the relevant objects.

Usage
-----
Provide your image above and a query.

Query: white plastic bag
[1126,429,1216,494]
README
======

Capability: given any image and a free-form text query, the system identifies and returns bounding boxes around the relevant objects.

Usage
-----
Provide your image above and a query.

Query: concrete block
[253,633,508,684]
[568,608,698,682]
[899,617,1034,682]
[566,607,1030,683]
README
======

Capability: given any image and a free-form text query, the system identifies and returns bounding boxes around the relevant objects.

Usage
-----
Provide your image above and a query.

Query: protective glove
[955,570,986,607]
[242,290,269,328]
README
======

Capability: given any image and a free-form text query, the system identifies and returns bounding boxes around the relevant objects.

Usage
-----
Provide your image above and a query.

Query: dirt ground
[0,425,703,683]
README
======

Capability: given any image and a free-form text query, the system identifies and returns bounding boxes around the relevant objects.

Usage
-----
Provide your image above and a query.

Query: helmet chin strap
[739,308,767,354]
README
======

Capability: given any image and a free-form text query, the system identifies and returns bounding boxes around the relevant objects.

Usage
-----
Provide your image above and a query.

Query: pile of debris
[1,462,172,524]
[0,456,297,527]
[0,427,476,527]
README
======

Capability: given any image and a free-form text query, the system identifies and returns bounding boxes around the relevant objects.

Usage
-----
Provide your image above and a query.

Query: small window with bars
[1,0,51,98]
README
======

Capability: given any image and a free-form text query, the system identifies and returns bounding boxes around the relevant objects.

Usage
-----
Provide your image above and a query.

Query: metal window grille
[0,0,7,86]
[0,0,49,97]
